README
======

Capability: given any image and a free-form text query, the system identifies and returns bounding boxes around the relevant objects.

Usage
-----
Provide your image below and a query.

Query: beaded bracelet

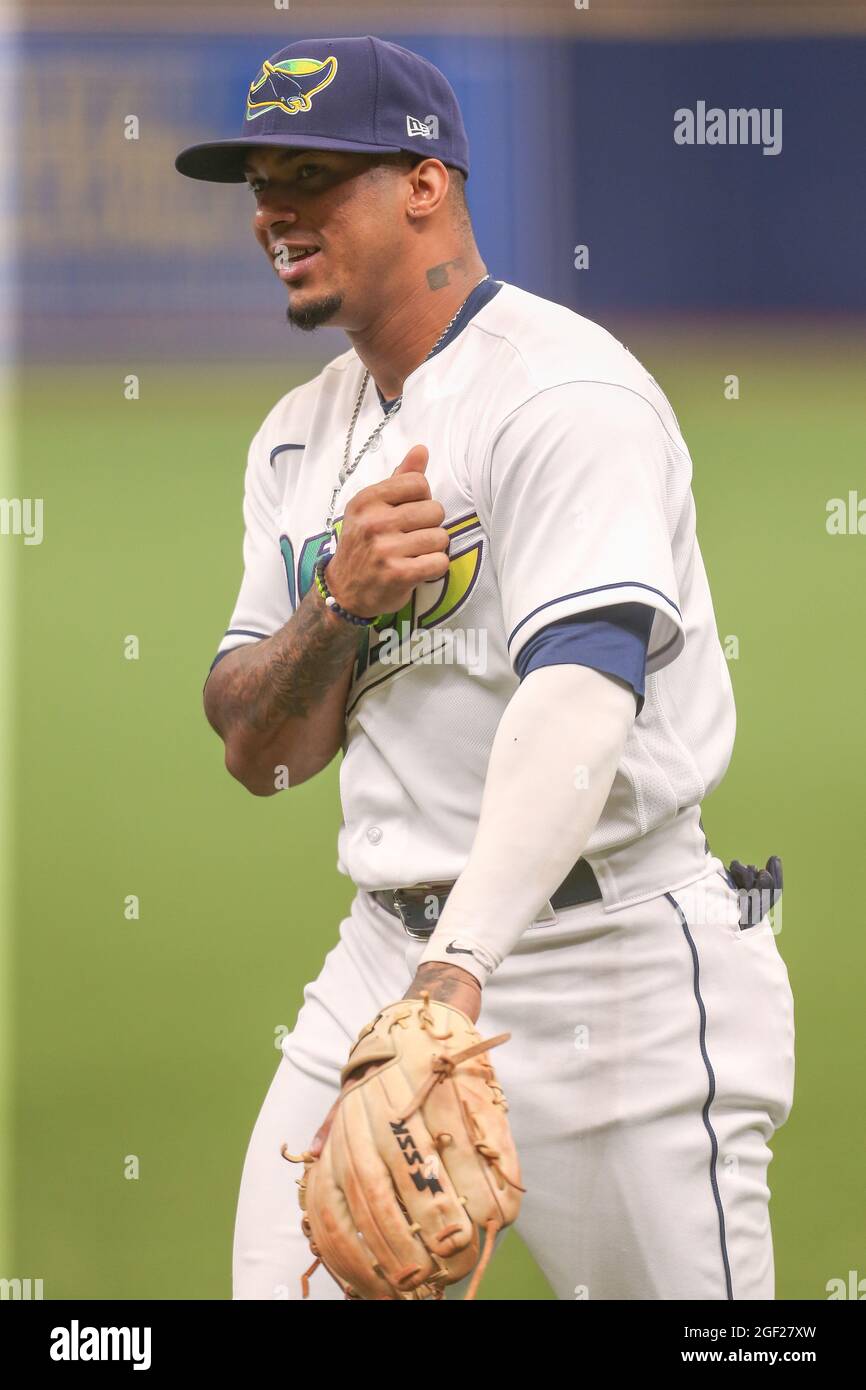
[314,553,378,628]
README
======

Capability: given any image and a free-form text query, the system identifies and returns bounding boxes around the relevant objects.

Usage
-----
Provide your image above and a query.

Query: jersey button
[366,826,383,845]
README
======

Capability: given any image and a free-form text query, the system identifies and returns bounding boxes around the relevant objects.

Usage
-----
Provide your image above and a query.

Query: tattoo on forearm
[219,589,362,731]
[265,590,362,720]
[426,257,467,290]
[407,961,481,1004]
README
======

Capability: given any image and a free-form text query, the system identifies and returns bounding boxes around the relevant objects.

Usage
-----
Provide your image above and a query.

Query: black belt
[371,856,602,941]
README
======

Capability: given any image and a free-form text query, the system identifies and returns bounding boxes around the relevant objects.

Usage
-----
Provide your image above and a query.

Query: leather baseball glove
[282,991,525,1300]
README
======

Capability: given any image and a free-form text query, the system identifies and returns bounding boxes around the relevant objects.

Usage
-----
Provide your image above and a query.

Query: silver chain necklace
[324,273,491,535]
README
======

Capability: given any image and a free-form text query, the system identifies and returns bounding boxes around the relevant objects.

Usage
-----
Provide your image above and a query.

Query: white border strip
[0,0,17,1277]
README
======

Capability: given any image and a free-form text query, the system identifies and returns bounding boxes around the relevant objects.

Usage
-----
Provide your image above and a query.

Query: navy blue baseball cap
[175,35,470,183]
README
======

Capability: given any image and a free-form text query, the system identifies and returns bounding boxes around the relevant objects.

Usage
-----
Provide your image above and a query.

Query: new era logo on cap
[406,114,440,141]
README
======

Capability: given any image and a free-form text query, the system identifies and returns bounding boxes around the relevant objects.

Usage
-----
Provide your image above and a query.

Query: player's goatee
[285,294,343,331]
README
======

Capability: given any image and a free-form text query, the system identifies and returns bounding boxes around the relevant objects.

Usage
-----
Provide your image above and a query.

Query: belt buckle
[392,884,441,941]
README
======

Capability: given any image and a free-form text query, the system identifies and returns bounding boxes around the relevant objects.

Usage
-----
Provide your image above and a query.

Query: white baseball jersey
[213,279,736,890]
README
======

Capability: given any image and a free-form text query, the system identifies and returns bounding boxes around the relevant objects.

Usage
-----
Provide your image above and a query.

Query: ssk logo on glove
[390,1120,444,1194]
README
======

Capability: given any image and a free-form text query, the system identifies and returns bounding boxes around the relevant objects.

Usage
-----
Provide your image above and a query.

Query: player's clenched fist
[325,445,451,617]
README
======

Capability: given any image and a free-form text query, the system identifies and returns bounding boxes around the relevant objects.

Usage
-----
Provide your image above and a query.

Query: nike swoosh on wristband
[445,942,480,959]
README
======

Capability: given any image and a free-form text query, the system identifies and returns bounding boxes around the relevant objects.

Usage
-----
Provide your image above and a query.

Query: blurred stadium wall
[14,0,866,362]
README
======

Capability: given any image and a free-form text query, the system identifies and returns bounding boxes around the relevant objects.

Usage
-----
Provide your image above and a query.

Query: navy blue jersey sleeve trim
[203,646,235,696]
[513,603,654,714]
[205,631,268,680]
[208,648,237,675]
[507,580,680,651]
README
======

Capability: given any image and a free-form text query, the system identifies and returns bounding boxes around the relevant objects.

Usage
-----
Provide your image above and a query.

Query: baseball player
[177,36,795,1300]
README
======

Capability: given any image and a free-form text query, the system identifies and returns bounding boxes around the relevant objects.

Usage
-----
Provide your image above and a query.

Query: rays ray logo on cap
[246,56,338,120]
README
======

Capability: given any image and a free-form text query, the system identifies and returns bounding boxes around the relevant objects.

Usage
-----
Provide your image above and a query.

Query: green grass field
[8,325,866,1299]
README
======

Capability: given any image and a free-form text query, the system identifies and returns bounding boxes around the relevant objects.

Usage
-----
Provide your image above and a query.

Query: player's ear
[406,158,450,221]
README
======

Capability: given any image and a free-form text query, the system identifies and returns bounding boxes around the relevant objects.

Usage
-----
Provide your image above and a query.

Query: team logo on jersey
[246,56,338,120]
[279,536,296,610]
[284,512,485,705]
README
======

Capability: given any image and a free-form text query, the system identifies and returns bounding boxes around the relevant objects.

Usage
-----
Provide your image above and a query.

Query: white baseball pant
[232,859,795,1300]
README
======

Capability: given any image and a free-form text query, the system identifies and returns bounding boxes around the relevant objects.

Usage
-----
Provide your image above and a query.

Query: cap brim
[175,134,406,183]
